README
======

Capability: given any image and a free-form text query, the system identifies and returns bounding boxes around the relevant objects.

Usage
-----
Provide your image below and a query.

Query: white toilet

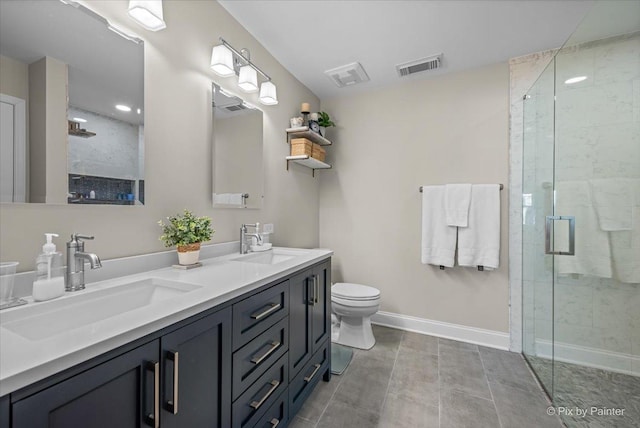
[331,283,381,350]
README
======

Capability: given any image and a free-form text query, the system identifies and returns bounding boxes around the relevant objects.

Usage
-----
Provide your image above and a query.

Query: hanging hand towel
[609,178,640,283]
[589,178,633,231]
[445,183,472,227]
[457,184,500,269]
[421,185,456,267]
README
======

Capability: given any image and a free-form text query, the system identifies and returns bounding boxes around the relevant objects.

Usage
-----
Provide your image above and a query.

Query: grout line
[377,330,403,422]
[478,347,504,428]
[311,343,350,427]
[438,337,441,428]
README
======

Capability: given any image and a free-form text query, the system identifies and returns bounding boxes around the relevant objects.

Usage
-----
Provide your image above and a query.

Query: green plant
[317,111,336,128]
[158,209,214,247]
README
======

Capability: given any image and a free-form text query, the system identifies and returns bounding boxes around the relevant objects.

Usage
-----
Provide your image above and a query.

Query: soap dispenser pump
[33,233,65,301]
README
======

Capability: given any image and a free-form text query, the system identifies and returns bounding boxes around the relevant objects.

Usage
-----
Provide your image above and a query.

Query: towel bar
[419,184,503,192]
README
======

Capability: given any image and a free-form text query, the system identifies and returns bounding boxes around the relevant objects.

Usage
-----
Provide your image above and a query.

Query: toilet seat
[332,283,380,301]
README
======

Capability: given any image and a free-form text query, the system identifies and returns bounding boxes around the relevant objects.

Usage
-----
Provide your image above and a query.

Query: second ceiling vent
[396,54,442,77]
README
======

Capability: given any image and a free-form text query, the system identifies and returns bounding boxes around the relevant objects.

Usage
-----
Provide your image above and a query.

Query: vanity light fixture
[127,0,166,32]
[211,37,278,105]
[116,104,132,112]
[565,76,587,84]
[72,117,87,123]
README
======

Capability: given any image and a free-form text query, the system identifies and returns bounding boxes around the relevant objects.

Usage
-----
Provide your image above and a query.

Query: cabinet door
[288,268,313,381]
[311,261,331,352]
[161,307,231,428]
[0,395,9,428]
[12,340,160,428]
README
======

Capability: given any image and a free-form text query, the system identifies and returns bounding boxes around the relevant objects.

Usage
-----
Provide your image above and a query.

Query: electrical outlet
[263,223,274,234]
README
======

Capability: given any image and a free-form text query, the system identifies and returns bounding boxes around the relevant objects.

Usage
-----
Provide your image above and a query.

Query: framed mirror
[212,83,263,209]
[0,0,144,205]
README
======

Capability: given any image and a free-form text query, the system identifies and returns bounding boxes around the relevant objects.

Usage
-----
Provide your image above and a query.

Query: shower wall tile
[554,282,593,327]
[593,283,639,334]
[633,78,639,122]
[556,81,634,129]
[593,36,640,86]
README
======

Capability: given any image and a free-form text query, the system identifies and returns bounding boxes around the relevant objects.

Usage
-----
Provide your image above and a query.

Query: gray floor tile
[400,331,439,356]
[439,340,492,399]
[316,400,380,428]
[378,392,439,428]
[440,389,500,428]
[288,416,316,428]
[490,380,563,428]
[387,352,439,406]
[438,337,479,352]
[296,377,341,423]
[479,346,540,393]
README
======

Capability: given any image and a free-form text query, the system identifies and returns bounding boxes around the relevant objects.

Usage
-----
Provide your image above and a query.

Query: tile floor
[289,325,564,428]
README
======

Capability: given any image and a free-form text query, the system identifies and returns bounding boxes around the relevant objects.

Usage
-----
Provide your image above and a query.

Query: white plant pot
[176,243,201,265]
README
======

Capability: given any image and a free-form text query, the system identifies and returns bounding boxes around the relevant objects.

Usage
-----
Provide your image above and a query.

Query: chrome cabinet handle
[308,276,316,306]
[251,303,281,320]
[251,341,281,365]
[167,350,179,414]
[145,361,159,428]
[314,275,319,304]
[249,380,280,409]
[270,418,280,427]
[304,363,321,383]
[545,215,575,255]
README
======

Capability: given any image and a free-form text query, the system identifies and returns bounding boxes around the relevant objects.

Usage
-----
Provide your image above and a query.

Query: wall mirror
[212,83,263,209]
[0,0,144,205]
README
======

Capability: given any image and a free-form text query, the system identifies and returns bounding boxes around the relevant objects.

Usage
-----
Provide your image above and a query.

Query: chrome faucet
[66,234,102,291]
[240,223,262,254]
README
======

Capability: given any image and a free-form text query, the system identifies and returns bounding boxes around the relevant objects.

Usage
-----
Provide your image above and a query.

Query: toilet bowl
[331,283,380,350]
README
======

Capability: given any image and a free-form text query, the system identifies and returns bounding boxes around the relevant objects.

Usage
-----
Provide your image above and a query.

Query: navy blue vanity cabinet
[160,307,232,428]
[11,340,160,428]
[289,260,331,382]
[0,394,9,428]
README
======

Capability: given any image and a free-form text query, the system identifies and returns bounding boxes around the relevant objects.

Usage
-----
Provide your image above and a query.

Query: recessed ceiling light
[72,117,87,123]
[116,104,132,112]
[565,76,587,85]
[136,108,141,114]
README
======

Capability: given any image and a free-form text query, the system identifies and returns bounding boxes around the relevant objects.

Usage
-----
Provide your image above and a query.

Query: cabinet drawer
[233,280,289,350]
[289,340,329,418]
[233,317,289,400]
[232,354,289,428]
[253,390,288,428]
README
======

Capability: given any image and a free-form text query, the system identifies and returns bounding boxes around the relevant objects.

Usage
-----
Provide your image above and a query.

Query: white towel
[445,184,472,227]
[421,185,456,267]
[555,181,612,279]
[457,184,500,269]
[213,193,244,207]
[589,178,633,231]
[609,179,640,283]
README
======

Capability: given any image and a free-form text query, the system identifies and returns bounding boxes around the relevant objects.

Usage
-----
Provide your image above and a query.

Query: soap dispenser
[33,233,65,301]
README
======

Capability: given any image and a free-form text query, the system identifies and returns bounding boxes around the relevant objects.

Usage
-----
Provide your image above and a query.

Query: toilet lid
[332,283,380,301]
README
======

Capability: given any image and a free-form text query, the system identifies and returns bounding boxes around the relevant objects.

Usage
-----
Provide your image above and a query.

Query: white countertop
[0,247,332,396]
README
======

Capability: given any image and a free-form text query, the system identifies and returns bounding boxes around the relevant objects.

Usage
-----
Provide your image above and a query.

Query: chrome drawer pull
[270,418,280,427]
[251,303,281,320]
[167,350,179,414]
[304,363,321,383]
[250,380,280,409]
[314,275,319,304]
[251,341,281,365]
[145,361,159,428]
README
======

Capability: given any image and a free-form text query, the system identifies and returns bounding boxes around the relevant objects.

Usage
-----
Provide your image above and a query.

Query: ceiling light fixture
[116,104,132,112]
[128,0,166,32]
[564,76,587,84]
[211,37,278,105]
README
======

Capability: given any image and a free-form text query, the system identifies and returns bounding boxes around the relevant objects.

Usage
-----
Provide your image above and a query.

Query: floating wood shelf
[286,155,331,177]
[286,126,332,146]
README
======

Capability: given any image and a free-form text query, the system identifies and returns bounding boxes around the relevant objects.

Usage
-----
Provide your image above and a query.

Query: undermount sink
[2,278,201,341]
[232,248,310,265]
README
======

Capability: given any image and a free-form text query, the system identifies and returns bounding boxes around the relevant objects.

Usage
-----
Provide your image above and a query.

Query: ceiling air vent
[396,54,442,77]
[324,62,370,88]
[225,104,247,112]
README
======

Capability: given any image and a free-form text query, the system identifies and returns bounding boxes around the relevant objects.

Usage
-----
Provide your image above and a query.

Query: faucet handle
[71,234,95,241]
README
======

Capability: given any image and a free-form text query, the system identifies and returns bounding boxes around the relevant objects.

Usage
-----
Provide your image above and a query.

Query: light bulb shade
[238,65,258,93]
[259,81,278,105]
[210,45,235,77]
[128,0,166,31]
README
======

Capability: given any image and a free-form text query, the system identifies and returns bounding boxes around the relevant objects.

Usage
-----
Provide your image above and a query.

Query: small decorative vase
[176,242,201,265]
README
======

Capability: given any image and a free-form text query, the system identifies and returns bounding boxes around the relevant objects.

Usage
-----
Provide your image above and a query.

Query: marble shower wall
[512,33,640,376]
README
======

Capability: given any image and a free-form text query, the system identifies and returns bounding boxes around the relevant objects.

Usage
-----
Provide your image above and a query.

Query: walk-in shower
[521,1,640,427]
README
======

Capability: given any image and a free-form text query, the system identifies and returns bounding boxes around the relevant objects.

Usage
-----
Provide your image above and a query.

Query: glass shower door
[521,63,556,397]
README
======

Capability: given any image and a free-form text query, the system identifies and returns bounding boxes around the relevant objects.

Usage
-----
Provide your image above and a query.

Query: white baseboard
[371,311,510,350]
[534,339,639,376]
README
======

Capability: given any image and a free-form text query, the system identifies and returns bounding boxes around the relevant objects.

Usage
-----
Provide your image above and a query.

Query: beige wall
[0,55,28,100]
[0,0,321,270]
[319,63,510,332]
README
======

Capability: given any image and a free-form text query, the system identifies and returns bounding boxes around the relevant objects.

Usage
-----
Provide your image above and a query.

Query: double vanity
[0,246,332,428]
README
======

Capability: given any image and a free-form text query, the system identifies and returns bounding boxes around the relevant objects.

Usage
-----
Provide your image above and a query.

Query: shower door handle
[545,216,575,256]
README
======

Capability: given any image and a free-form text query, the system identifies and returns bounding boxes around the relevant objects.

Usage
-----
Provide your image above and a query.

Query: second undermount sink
[232,248,310,265]
[2,278,201,341]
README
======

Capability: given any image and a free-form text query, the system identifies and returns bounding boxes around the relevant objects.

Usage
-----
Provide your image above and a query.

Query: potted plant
[317,111,336,137]
[158,210,214,265]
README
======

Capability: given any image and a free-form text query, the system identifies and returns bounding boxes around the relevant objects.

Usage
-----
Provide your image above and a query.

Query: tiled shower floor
[289,325,564,428]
